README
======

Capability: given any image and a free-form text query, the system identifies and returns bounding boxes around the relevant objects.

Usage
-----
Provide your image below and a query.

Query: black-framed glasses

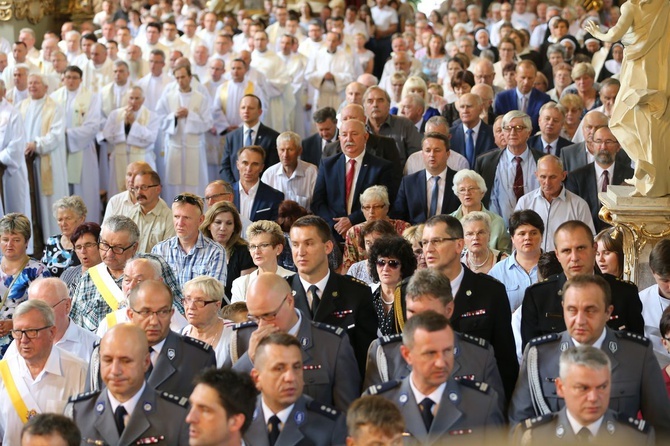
[174,194,203,212]
[51,298,68,309]
[11,326,52,340]
[376,259,401,269]
[131,184,160,193]
[130,307,173,318]
[98,241,136,255]
[248,243,274,251]
[419,237,460,248]
[247,296,288,323]
[183,299,219,309]
[204,192,229,202]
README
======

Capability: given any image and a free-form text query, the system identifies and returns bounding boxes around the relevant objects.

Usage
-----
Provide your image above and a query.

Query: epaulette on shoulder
[233,320,258,331]
[159,391,189,408]
[521,413,558,430]
[312,321,345,337]
[615,413,652,434]
[615,277,636,287]
[379,333,403,346]
[616,331,650,346]
[183,335,213,351]
[68,390,101,403]
[365,380,402,396]
[458,379,490,394]
[307,399,339,420]
[343,275,369,287]
[531,274,560,286]
[459,333,489,349]
[528,333,560,347]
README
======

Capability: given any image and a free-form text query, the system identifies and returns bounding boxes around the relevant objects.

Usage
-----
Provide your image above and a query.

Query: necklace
[468,249,491,270]
[194,319,223,347]
[381,295,394,305]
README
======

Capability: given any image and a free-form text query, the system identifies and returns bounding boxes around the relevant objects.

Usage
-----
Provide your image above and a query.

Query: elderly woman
[368,236,417,336]
[342,186,409,272]
[347,220,398,285]
[41,196,87,277]
[547,62,573,102]
[200,201,255,300]
[595,228,624,278]
[403,224,426,270]
[400,76,440,122]
[450,170,511,254]
[60,222,102,297]
[181,276,228,366]
[231,221,294,303]
[0,213,50,357]
[559,93,584,140]
[562,62,601,116]
[461,212,507,274]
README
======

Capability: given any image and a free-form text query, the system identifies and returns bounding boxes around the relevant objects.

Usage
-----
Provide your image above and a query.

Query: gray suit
[514,408,655,446]
[224,311,361,411]
[509,328,670,437]
[68,385,190,446]
[560,141,633,173]
[243,395,347,446]
[365,376,505,445]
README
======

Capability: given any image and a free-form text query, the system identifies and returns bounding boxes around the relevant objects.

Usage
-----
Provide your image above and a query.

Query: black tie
[419,398,434,431]
[308,285,320,317]
[577,427,592,442]
[145,347,154,379]
[114,405,127,435]
[268,415,281,446]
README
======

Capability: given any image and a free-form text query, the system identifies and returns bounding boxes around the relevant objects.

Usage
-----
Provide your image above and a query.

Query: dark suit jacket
[560,141,588,173]
[311,152,398,239]
[220,123,280,183]
[390,168,460,225]
[493,88,551,132]
[564,161,634,232]
[449,121,496,168]
[233,181,284,222]
[474,147,544,208]
[301,132,326,166]
[528,134,572,157]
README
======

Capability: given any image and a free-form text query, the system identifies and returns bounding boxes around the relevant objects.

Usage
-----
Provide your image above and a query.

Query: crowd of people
[0,0,669,444]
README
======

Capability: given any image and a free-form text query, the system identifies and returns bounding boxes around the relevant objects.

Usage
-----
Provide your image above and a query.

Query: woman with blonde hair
[400,76,440,121]
[559,93,585,140]
[562,62,601,115]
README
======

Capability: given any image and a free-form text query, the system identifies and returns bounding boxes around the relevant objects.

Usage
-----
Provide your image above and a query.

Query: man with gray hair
[514,346,656,444]
[5,64,29,104]
[399,93,427,133]
[0,300,87,445]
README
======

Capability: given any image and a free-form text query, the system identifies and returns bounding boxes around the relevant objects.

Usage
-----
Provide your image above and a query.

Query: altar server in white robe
[305,31,356,111]
[156,65,212,200]
[51,66,102,223]
[19,74,66,241]
[203,58,227,181]
[212,58,266,131]
[278,34,309,138]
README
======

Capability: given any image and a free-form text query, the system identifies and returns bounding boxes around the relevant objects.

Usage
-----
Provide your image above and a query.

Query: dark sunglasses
[376,259,401,269]
[173,194,203,212]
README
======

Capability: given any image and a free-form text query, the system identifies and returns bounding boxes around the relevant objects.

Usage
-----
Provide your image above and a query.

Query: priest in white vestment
[305,32,356,111]
[19,74,67,242]
[51,66,102,223]
[278,35,309,138]
[81,43,114,93]
[156,66,212,201]
[203,59,227,181]
[212,58,266,130]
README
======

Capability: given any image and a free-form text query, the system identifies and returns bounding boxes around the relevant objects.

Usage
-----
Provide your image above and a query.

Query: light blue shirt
[490,147,539,228]
[488,251,538,311]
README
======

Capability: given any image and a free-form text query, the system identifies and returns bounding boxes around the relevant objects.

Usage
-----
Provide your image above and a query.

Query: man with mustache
[128,170,174,253]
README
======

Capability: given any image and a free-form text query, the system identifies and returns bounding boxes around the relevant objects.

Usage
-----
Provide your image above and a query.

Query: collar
[278,161,307,180]
[504,146,530,161]
[462,119,482,133]
[19,345,64,382]
[288,309,302,337]
[58,318,79,346]
[565,408,604,437]
[261,398,295,426]
[107,381,147,415]
[450,264,466,296]
[243,122,261,136]
[408,372,447,407]
[425,167,448,182]
[345,149,366,165]
[572,328,607,350]
[516,88,531,100]
[594,161,614,179]
[151,337,167,355]
[240,180,260,196]
[299,269,330,295]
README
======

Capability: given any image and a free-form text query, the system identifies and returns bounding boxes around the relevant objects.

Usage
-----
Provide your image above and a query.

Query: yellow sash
[218,80,254,115]
[0,360,33,424]
[88,264,121,312]
[105,311,118,329]
[18,97,56,195]
[113,106,151,191]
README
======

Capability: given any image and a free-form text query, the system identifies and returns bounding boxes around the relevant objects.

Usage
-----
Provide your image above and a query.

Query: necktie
[308,284,320,316]
[268,415,281,446]
[245,128,253,147]
[601,170,610,192]
[513,156,524,200]
[345,159,356,205]
[419,398,434,431]
[577,427,592,443]
[145,347,154,379]
[520,95,528,113]
[545,144,552,154]
[429,176,440,218]
[114,405,127,435]
[465,128,475,168]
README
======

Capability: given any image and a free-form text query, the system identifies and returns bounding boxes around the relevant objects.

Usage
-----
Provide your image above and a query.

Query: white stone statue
[584,0,670,197]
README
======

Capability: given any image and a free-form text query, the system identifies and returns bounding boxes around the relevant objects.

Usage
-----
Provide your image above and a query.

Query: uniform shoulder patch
[459,333,489,348]
[458,379,490,394]
[615,413,651,433]
[342,274,369,287]
[615,277,636,286]
[307,399,339,420]
[521,413,558,430]
[312,321,345,337]
[379,333,402,346]
[233,320,258,331]
[68,390,101,403]
[364,380,402,396]
[183,335,213,351]
[616,331,650,346]
[159,391,189,408]
[528,333,560,346]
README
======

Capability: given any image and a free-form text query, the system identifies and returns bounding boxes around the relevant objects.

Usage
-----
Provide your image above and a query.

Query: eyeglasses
[183,298,219,309]
[503,125,527,133]
[204,192,229,202]
[362,204,386,212]
[131,184,159,193]
[11,326,52,340]
[419,237,459,248]
[51,298,68,309]
[592,139,619,147]
[376,259,401,269]
[247,296,288,323]
[456,187,481,195]
[98,241,136,255]
[248,243,274,251]
[464,230,488,238]
[130,307,173,318]
[74,242,98,251]
[174,194,203,212]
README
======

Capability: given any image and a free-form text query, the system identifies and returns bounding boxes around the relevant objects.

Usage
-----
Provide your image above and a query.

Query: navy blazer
[390,168,460,225]
[301,132,326,167]
[493,88,551,132]
[312,152,397,239]
[528,134,571,157]
[220,123,280,183]
[449,121,496,169]
[233,181,284,222]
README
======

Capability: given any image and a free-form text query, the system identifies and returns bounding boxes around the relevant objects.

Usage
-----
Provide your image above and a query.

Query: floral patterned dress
[41,234,80,278]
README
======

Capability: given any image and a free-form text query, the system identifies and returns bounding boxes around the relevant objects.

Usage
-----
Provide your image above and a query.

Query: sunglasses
[376,259,401,269]
[174,194,203,212]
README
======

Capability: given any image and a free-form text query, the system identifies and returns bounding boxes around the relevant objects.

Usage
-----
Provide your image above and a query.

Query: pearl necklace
[468,249,491,270]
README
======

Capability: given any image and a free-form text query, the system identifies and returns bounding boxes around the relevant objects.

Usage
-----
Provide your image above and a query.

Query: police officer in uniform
[68,324,189,446]
[364,268,505,409]
[510,275,670,438]
[514,346,655,446]
[224,272,360,411]
[287,215,378,376]
[243,333,348,446]
[366,312,504,445]
[521,220,644,348]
